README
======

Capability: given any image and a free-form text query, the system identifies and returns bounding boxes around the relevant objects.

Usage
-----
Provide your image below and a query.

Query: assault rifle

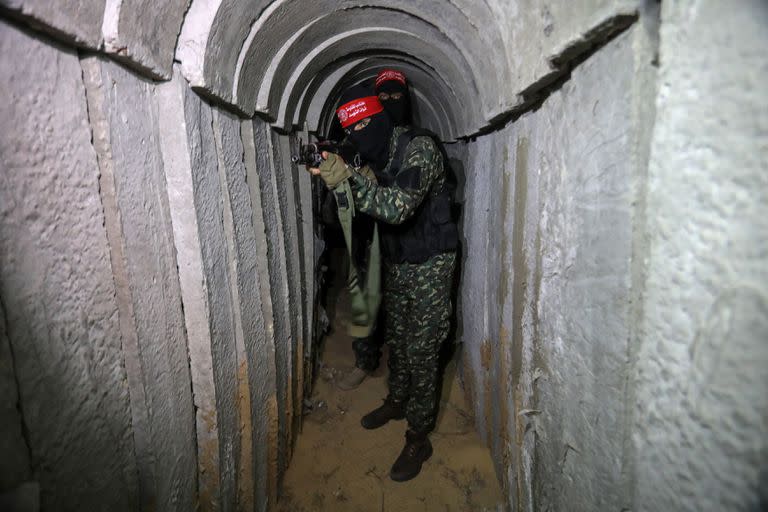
[291,138,359,168]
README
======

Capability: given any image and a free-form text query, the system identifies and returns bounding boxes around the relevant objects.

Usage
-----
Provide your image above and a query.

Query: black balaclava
[337,84,393,171]
[375,69,411,126]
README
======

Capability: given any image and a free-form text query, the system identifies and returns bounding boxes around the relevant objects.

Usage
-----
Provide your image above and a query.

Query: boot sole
[389,444,433,482]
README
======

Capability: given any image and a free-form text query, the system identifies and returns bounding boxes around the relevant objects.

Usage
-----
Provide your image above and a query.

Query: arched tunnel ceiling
[271,28,476,135]
[6,0,643,138]
[177,0,509,138]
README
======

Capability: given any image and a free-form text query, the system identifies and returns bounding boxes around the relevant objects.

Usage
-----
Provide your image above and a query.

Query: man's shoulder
[388,125,442,172]
[404,131,440,163]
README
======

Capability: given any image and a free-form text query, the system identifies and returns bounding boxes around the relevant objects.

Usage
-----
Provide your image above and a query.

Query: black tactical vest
[376,129,459,264]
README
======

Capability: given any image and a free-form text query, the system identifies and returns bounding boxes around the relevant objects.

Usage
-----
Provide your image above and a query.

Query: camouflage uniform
[348,126,456,433]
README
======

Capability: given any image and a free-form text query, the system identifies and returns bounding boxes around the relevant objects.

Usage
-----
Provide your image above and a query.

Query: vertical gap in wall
[240,119,280,509]
[78,53,149,510]
[290,129,316,406]
[212,109,254,511]
[262,126,293,485]
[171,0,194,66]
[622,3,661,511]
[287,133,308,435]
[510,136,530,511]
[270,131,303,457]
[148,70,201,510]
[0,293,34,479]
[530,185,544,512]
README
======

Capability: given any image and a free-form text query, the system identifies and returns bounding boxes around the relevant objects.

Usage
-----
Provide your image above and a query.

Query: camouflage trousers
[383,252,456,433]
[352,335,382,372]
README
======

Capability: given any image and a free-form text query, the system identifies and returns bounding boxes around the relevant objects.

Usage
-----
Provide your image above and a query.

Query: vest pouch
[429,192,459,254]
[429,193,452,224]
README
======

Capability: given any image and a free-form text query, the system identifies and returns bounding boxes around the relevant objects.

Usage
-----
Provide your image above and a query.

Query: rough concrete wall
[156,67,244,511]
[277,133,313,400]
[634,2,768,511]
[455,134,494,441]
[0,21,138,510]
[293,134,315,396]
[80,56,198,512]
[272,132,306,446]
[102,0,192,79]
[213,108,279,512]
[496,0,638,100]
[241,119,280,509]
[459,23,655,511]
[0,0,105,48]
[250,119,295,477]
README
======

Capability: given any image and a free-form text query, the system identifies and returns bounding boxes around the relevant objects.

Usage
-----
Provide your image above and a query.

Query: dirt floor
[276,262,504,512]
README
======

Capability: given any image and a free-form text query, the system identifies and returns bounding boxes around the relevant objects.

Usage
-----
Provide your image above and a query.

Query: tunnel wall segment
[0,18,291,510]
[634,2,768,511]
[81,55,199,512]
[457,23,655,511]
[0,21,140,510]
[2,1,767,512]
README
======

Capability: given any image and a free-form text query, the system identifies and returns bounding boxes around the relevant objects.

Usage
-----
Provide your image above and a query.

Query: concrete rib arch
[178,0,506,137]
[270,28,479,134]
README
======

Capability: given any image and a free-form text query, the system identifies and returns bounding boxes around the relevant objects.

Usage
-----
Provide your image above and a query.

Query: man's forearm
[349,173,422,225]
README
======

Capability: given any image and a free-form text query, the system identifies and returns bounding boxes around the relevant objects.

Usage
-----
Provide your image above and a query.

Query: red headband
[336,96,383,128]
[375,69,406,88]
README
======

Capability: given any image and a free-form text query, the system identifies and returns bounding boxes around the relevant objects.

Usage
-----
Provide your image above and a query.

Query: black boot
[360,398,405,430]
[389,430,433,482]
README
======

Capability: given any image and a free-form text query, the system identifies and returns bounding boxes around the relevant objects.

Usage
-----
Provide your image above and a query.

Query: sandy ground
[276,263,504,512]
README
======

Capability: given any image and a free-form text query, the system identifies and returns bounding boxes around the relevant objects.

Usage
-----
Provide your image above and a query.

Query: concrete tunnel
[0,0,766,511]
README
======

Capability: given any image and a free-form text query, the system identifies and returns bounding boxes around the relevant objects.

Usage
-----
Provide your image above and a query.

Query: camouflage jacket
[348,126,445,225]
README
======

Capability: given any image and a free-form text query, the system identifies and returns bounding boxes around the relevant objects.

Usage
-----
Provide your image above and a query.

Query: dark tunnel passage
[1,1,767,512]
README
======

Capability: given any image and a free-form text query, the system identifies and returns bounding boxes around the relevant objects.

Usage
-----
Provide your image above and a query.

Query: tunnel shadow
[433,154,466,426]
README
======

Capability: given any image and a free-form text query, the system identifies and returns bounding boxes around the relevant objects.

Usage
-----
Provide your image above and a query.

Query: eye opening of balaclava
[336,84,393,170]
[375,69,410,126]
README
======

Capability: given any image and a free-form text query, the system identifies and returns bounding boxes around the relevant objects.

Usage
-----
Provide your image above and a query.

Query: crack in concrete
[0,292,34,480]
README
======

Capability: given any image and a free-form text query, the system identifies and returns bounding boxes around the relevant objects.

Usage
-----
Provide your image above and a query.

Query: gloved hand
[358,164,378,183]
[315,152,352,189]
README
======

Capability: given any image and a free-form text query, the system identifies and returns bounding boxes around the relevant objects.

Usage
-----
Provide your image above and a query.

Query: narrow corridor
[277,254,502,511]
[0,2,766,511]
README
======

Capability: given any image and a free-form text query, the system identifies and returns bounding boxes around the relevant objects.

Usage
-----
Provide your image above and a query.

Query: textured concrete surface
[102,0,191,79]
[176,0,272,108]
[458,24,655,511]
[0,21,138,510]
[271,132,305,456]
[498,1,639,101]
[634,2,768,511]
[157,64,286,510]
[250,118,295,481]
[81,55,197,511]
[213,108,279,512]
[156,67,245,511]
[293,130,315,397]
[241,119,280,508]
[0,0,105,48]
